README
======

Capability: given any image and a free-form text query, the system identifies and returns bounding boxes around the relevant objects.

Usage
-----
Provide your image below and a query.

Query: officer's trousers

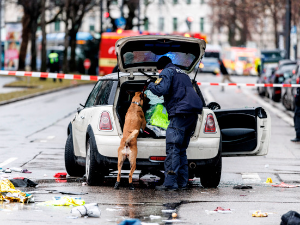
[294,105,300,138]
[163,114,198,189]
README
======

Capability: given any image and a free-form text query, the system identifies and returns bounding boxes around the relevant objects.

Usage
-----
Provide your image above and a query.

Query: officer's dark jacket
[148,63,203,117]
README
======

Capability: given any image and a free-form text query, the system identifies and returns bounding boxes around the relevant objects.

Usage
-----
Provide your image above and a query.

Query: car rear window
[281,64,297,72]
[84,80,116,107]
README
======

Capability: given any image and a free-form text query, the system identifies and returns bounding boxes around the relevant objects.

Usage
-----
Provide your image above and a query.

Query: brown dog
[114,92,146,190]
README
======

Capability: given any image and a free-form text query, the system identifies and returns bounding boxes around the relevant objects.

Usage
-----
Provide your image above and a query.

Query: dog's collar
[132,101,142,107]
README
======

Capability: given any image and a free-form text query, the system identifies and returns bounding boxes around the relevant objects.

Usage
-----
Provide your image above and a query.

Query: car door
[72,81,104,156]
[213,107,271,156]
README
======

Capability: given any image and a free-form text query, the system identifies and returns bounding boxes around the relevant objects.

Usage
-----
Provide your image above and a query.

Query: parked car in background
[282,65,300,111]
[199,57,220,75]
[257,64,276,96]
[266,61,297,102]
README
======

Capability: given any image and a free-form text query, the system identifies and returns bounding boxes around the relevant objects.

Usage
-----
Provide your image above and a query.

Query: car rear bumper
[93,135,221,169]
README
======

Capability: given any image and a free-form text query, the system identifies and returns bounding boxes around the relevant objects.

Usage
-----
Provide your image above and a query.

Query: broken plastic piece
[71,203,100,218]
[42,196,85,206]
[161,209,176,213]
[149,215,161,220]
[9,178,38,187]
[272,182,297,188]
[118,219,141,225]
[214,207,232,213]
[233,185,252,189]
[172,212,177,218]
[252,210,268,217]
[54,172,67,178]
[266,177,273,183]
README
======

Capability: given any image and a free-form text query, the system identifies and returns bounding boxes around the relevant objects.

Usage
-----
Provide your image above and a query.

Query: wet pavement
[0,74,300,224]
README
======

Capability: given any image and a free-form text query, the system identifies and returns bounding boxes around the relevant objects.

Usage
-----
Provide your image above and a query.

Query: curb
[0,83,92,106]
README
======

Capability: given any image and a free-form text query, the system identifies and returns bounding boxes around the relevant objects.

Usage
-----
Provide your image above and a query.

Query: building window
[201,0,205,3]
[173,0,178,4]
[200,17,204,32]
[158,17,164,32]
[89,16,95,32]
[187,0,191,4]
[55,19,60,32]
[159,0,164,5]
[173,18,177,31]
[144,17,149,31]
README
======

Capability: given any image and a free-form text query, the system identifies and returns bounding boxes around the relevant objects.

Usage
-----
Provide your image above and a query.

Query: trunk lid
[115,35,206,74]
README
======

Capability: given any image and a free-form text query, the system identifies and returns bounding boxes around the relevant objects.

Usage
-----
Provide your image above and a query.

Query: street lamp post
[285,0,291,59]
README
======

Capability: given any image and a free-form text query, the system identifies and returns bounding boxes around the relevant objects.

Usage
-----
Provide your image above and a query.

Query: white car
[65,35,271,188]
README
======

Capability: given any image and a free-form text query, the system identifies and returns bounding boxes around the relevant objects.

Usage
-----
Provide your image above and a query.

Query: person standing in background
[218,58,234,91]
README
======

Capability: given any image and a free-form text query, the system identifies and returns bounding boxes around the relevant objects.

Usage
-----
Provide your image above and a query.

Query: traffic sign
[115,17,126,28]
[84,59,91,70]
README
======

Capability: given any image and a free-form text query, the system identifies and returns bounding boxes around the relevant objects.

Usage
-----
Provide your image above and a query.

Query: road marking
[242,173,261,183]
[243,89,294,126]
[47,136,55,139]
[0,157,17,167]
[203,88,215,103]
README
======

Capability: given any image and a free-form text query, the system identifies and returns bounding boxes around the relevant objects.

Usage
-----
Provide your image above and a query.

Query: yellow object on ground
[266,177,273,183]
[42,196,85,206]
[252,210,268,217]
[0,179,32,203]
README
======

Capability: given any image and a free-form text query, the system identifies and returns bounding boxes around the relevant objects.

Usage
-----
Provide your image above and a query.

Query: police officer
[47,50,61,82]
[147,56,203,191]
[291,87,300,142]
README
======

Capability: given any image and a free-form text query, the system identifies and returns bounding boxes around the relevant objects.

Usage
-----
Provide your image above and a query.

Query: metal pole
[137,0,140,31]
[0,0,2,70]
[285,0,291,59]
[100,0,103,35]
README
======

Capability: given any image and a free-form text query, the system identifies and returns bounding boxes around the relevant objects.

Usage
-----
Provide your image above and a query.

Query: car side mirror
[207,102,221,110]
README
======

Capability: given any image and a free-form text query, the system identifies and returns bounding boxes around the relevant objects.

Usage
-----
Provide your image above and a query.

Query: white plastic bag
[71,203,100,218]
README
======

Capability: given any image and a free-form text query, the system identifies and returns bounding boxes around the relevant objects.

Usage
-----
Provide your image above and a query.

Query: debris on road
[9,178,38,187]
[214,207,233,213]
[0,179,33,203]
[265,177,273,183]
[252,210,268,217]
[119,219,141,225]
[42,196,85,206]
[54,172,67,178]
[149,215,161,220]
[281,211,300,225]
[233,185,252,189]
[272,182,298,188]
[172,212,178,218]
[161,209,176,213]
[71,203,100,218]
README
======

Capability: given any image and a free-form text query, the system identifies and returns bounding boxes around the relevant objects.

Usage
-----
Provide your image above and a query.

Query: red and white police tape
[1,70,300,87]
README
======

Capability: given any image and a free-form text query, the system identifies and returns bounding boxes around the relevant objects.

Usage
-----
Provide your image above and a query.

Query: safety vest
[48,52,59,64]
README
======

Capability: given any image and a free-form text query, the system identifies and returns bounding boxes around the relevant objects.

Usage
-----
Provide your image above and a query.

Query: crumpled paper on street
[41,196,85,206]
[252,210,268,217]
[0,179,32,203]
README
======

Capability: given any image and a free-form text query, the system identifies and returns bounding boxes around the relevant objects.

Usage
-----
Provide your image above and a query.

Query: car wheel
[282,93,291,110]
[65,133,85,177]
[86,137,107,186]
[199,157,222,188]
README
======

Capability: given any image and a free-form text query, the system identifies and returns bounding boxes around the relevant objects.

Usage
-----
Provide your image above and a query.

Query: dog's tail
[125,129,139,146]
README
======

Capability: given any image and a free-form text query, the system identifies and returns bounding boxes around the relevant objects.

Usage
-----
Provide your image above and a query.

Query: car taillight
[99,111,113,131]
[276,73,283,77]
[297,77,300,84]
[150,156,166,161]
[204,114,216,133]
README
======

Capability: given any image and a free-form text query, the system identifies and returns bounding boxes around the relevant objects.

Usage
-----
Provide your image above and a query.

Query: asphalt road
[0,74,300,225]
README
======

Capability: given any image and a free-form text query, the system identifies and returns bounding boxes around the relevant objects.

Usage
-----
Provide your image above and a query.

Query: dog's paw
[114,181,120,189]
[129,183,135,190]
